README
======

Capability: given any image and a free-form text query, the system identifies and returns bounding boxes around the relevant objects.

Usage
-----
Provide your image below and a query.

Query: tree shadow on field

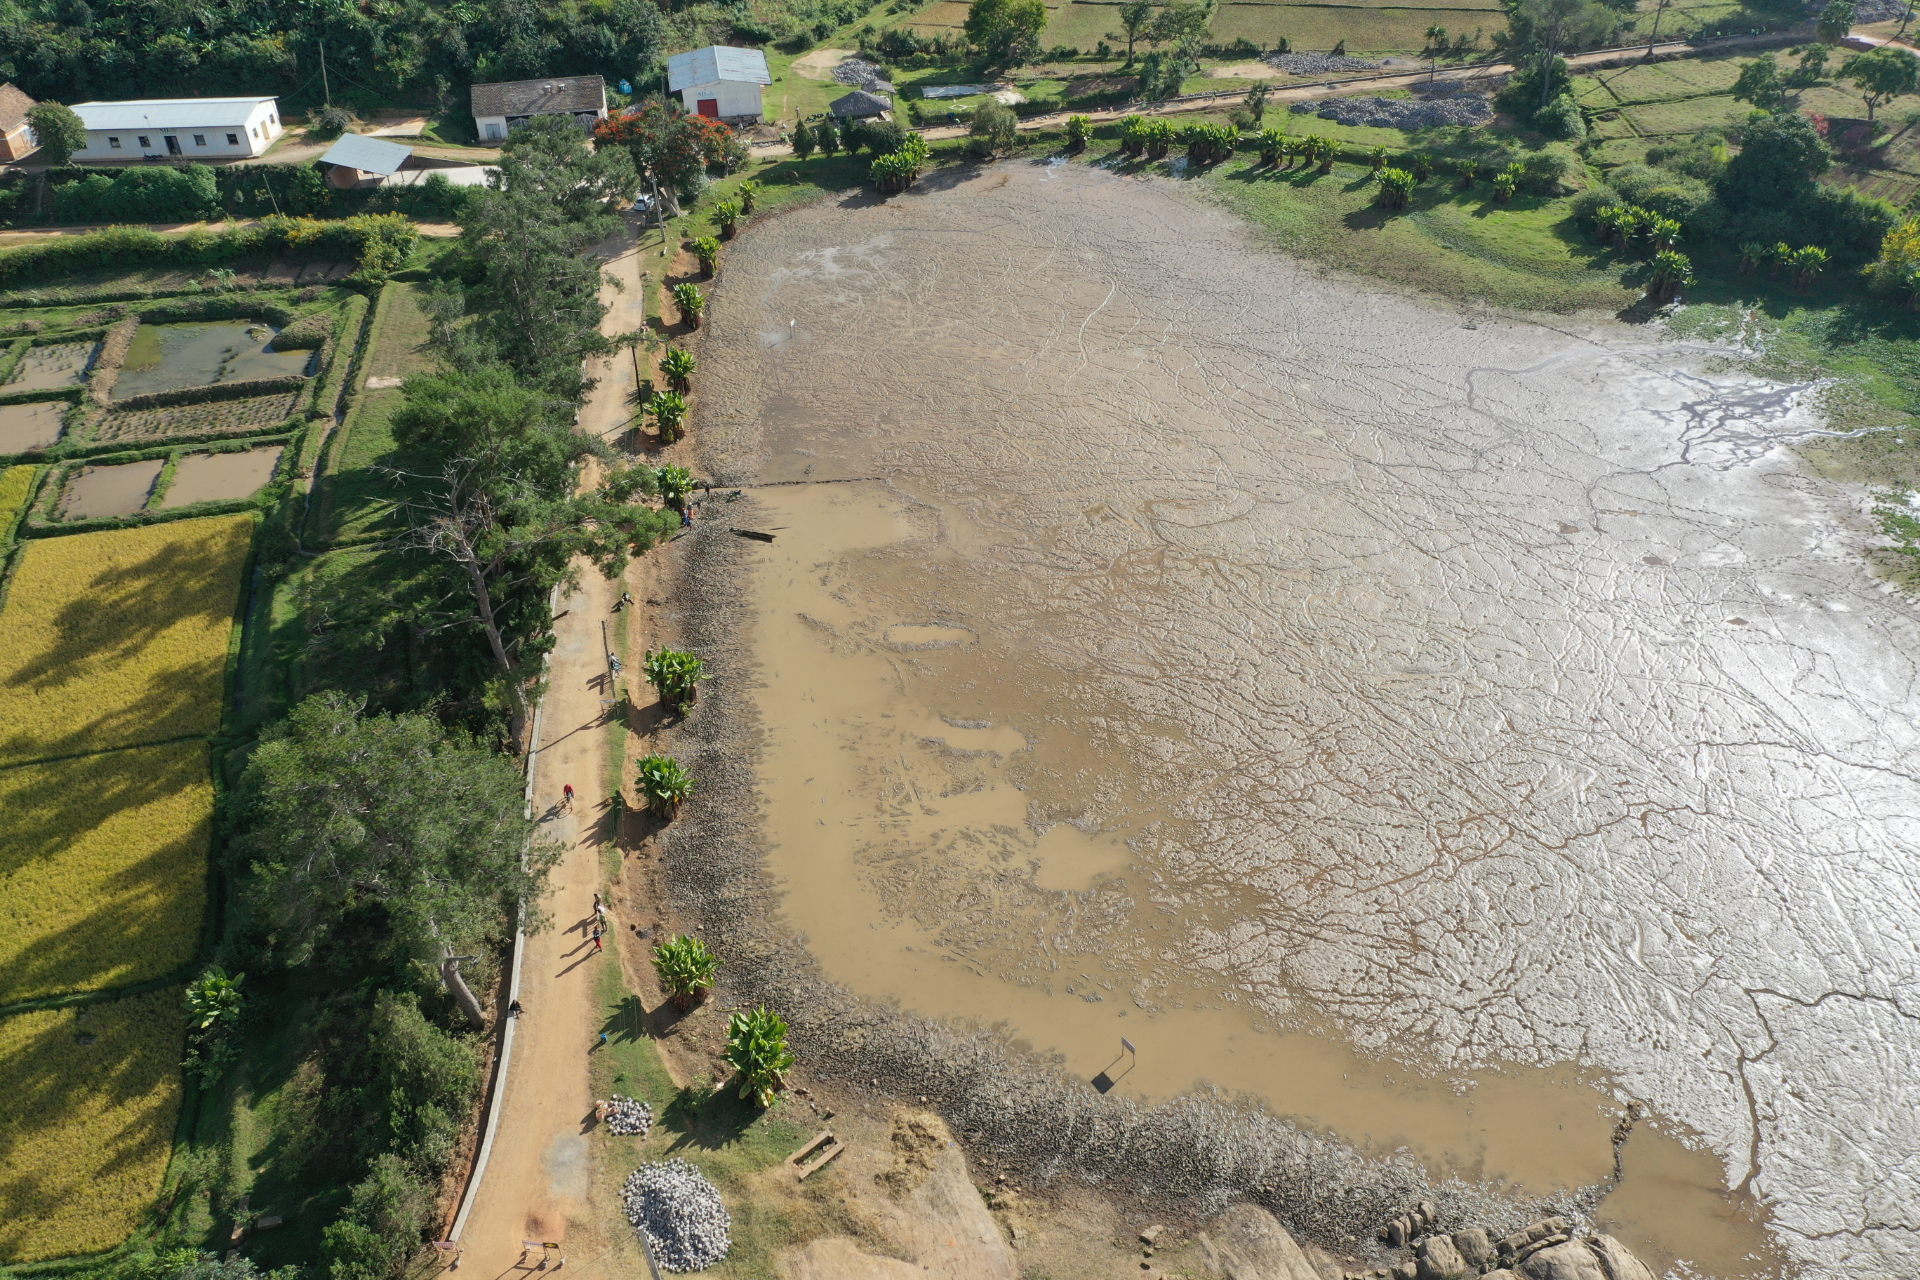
[0,741,211,1004]
[0,989,182,1261]
[658,1077,760,1153]
[0,526,248,765]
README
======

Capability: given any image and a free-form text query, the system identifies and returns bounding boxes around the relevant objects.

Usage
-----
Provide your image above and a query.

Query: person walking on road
[591,923,604,953]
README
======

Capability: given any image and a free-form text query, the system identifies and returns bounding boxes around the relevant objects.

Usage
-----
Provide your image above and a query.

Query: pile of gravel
[602,1094,654,1137]
[1822,0,1911,21]
[621,1160,732,1272]
[1292,95,1492,128]
[833,57,895,93]
[1262,51,1381,75]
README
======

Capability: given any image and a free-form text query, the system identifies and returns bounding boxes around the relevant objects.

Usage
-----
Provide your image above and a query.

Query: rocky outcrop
[1198,1204,1321,1280]
[1343,1210,1661,1280]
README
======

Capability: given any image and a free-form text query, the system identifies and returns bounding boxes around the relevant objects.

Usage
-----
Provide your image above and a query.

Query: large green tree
[1841,46,1920,122]
[24,101,86,165]
[1507,0,1617,107]
[1731,53,1789,114]
[1721,110,1831,207]
[1108,0,1156,66]
[231,692,558,965]
[965,0,1048,65]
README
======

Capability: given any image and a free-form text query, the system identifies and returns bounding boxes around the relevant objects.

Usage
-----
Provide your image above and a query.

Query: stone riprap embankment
[1262,50,1381,74]
[1350,1202,1659,1280]
[832,57,894,93]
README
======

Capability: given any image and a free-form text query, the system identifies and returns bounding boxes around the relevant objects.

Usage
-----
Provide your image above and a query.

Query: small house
[0,84,36,161]
[667,47,771,122]
[470,76,607,142]
[317,133,413,188]
[67,97,282,160]
[829,90,892,120]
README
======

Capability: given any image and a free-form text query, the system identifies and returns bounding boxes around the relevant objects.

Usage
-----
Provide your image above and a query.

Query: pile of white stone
[622,1160,732,1272]
[1292,95,1491,128]
[1262,51,1381,75]
[833,58,895,93]
[602,1094,653,1137]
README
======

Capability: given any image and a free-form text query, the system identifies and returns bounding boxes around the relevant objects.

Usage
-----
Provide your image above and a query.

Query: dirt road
[448,220,650,1275]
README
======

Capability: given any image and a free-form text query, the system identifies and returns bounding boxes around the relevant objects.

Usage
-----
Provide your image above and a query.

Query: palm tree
[1376,167,1417,209]
[671,282,705,329]
[652,934,720,1012]
[1647,248,1694,300]
[725,1006,796,1108]
[649,390,689,443]
[660,347,696,392]
[642,646,705,711]
[636,753,695,817]
[691,235,720,278]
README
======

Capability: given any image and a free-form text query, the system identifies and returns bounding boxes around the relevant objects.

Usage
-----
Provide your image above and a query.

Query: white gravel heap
[602,1094,654,1137]
[622,1160,732,1272]
[1292,95,1491,128]
[833,57,895,93]
[1262,51,1380,75]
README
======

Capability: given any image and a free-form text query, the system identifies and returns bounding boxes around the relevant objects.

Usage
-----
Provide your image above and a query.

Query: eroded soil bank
[679,161,1920,1280]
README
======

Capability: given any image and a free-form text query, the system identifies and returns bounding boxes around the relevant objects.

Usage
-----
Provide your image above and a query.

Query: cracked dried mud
[690,162,1920,1280]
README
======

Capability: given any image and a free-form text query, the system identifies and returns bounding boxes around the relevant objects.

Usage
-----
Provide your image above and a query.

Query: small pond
[159,446,284,508]
[0,401,67,453]
[116,323,313,399]
[62,459,164,519]
[8,343,98,391]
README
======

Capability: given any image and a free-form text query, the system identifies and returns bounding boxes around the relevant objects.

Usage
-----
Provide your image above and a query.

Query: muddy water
[159,446,283,508]
[0,401,66,453]
[62,459,163,518]
[696,164,1920,1280]
[7,342,96,391]
[116,323,311,398]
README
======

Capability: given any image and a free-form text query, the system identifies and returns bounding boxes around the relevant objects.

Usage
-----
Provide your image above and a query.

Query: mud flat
[7,343,96,392]
[116,323,310,398]
[0,401,66,453]
[678,162,1920,1280]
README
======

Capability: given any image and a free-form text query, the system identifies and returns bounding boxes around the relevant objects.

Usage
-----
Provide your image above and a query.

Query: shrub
[659,347,696,392]
[1534,93,1585,139]
[691,235,721,276]
[649,389,689,442]
[670,282,704,329]
[1066,114,1092,152]
[636,753,694,816]
[270,310,335,350]
[643,646,704,709]
[725,1006,796,1108]
[53,165,221,223]
[1518,151,1569,194]
[969,99,1018,157]
[311,104,354,139]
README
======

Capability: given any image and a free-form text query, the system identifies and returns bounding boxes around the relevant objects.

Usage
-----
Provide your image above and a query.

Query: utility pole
[321,39,331,105]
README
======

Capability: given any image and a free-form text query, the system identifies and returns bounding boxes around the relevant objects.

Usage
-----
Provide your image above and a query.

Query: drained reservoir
[692,163,1920,1280]
[116,322,311,398]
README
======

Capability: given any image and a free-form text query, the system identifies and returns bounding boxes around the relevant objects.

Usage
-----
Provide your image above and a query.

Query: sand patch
[792,48,859,80]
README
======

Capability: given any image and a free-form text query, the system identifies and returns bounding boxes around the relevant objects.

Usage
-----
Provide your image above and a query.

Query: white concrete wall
[72,101,280,161]
[678,80,763,120]
[475,114,508,142]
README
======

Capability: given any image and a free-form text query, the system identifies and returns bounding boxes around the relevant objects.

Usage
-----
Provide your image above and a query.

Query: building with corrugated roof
[0,84,37,161]
[66,97,282,161]
[470,76,607,142]
[666,46,771,122]
[317,133,413,188]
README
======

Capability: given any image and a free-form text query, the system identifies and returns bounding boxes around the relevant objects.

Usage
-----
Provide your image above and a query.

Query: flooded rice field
[116,323,311,398]
[61,459,161,518]
[6,342,96,391]
[690,163,1920,1280]
[0,401,66,453]
[158,446,283,508]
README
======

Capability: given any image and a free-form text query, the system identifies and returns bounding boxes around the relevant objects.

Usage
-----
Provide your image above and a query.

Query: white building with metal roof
[67,97,282,161]
[666,47,771,122]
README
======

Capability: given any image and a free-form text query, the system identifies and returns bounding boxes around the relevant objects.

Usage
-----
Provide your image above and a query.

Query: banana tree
[1458,160,1479,189]
[1308,135,1337,173]
[671,282,704,329]
[653,934,720,1011]
[692,235,720,278]
[1646,216,1682,253]
[1647,248,1694,301]
[1375,167,1416,209]
[738,179,761,214]
[1790,244,1830,291]
[1370,144,1389,172]
[725,1006,796,1108]
[649,390,688,443]
[1738,241,1767,274]
[660,347,696,392]
[636,753,694,817]
[713,198,742,238]
[1613,206,1645,252]
[642,645,705,712]
[1257,129,1288,165]
[1591,203,1624,245]
[1410,152,1435,182]
[1066,114,1092,152]
[655,464,695,511]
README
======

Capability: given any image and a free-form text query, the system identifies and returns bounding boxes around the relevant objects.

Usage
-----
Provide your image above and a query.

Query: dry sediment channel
[670,162,1920,1280]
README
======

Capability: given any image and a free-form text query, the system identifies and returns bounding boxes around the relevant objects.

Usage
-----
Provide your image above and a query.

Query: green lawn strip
[317,388,416,545]
[588,951,825,1280]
